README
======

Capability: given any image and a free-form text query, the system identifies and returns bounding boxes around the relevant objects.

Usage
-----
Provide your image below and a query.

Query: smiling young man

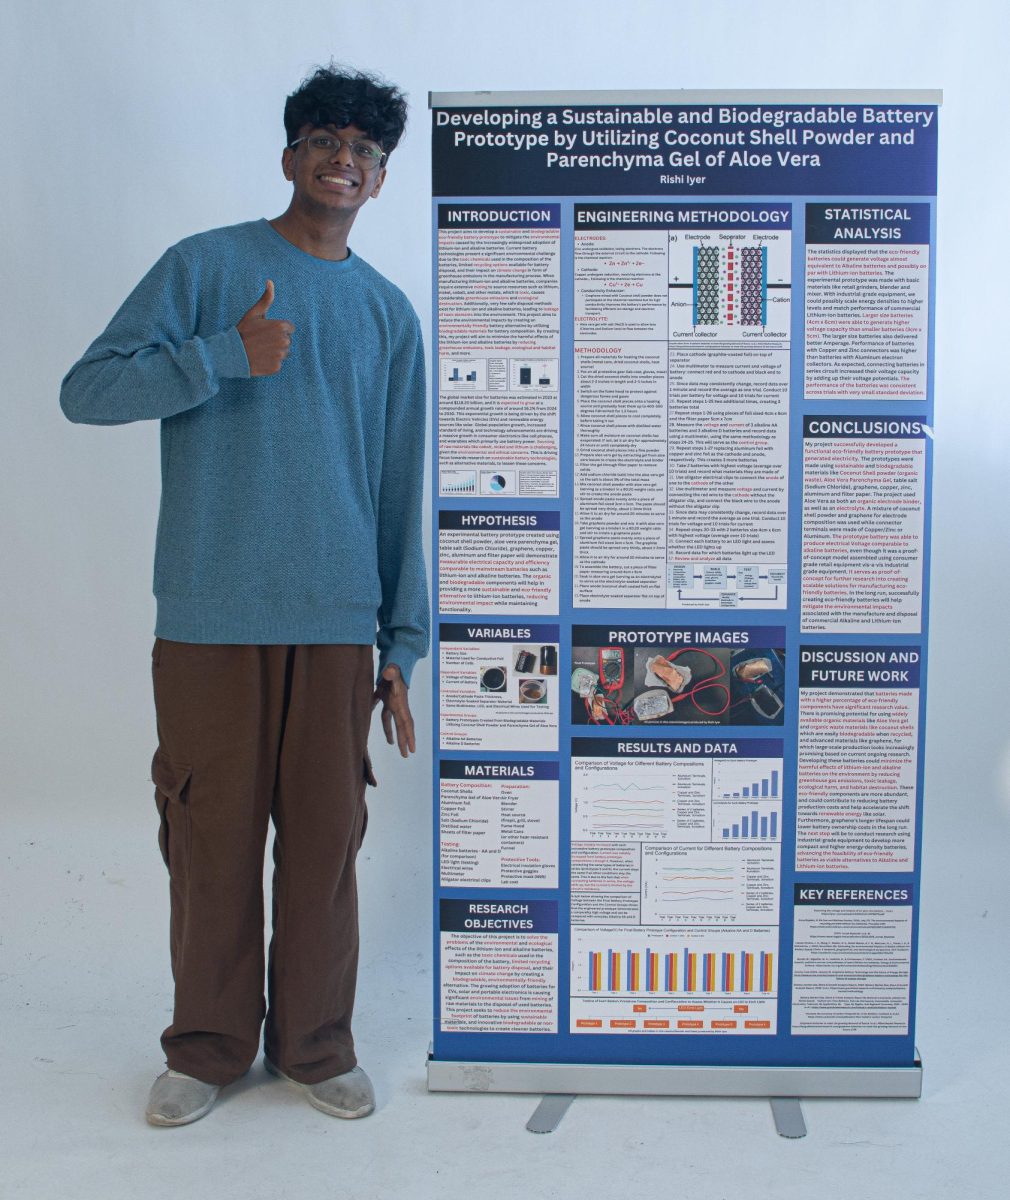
[60,67,429,1126]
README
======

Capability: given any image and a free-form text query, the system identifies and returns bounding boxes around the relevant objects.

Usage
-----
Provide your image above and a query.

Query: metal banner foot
[770,1097,807,1138]
[526,1094,575,1133]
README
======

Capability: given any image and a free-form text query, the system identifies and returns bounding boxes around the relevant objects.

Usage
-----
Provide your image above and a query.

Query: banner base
[426,1050,923,1099]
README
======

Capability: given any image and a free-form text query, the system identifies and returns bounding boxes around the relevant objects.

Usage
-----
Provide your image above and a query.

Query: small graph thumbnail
[440,471,477,496]
[480,470,516,496]
[440,358,486,390]
[509,358,557,390]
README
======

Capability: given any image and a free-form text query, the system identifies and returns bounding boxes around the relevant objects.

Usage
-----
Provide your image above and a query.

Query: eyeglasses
[288,133,386,168]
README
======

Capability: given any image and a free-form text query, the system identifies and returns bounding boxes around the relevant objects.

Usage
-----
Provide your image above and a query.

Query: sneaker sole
[145,1095,218,1127]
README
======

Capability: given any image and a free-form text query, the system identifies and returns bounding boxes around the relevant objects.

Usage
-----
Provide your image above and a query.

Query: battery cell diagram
[669,231,790,340]
[694,245,766,326]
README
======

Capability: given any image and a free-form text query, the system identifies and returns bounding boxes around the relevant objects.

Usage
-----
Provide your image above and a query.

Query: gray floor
[2,725,1007,1200]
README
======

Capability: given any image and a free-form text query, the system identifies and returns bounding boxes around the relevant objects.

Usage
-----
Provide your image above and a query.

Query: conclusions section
[801,417,927,634]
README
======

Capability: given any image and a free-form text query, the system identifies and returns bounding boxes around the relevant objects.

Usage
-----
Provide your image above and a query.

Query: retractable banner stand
[428,90,938,1108]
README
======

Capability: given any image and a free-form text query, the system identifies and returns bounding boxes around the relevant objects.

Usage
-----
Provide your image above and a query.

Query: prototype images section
[571,626,785,726]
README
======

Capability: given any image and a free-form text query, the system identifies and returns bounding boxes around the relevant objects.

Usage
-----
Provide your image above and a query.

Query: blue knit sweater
[61,220,429,684]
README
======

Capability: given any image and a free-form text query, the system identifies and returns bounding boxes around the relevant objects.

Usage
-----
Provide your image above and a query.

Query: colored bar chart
[721,811,779,840]
[587,947,775,995]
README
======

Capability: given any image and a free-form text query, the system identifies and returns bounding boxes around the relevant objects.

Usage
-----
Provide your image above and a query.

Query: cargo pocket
[363,753,377,788]
[151,750,192,871]
[358,755,377,849]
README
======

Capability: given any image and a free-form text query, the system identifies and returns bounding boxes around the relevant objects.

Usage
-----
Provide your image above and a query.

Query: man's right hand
[237,281,294,376]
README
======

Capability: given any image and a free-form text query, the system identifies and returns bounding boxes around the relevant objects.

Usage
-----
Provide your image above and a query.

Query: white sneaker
[264,1057,375,1118]
[146,1069,220,1127]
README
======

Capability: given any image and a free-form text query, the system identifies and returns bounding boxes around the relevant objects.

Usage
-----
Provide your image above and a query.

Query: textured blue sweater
[61,220,429,684]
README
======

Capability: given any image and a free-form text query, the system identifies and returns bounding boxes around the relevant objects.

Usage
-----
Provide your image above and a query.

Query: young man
[60,67,429,1126]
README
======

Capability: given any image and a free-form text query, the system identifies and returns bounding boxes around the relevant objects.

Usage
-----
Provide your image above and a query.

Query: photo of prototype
[728,649,786,725]
[571,644,785,726]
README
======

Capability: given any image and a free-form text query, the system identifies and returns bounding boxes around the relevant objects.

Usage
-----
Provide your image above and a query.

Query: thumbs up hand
[237,280,295,376]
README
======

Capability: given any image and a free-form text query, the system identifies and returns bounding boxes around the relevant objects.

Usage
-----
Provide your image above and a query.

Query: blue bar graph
[720,768,780,801]
[720,807,780,841]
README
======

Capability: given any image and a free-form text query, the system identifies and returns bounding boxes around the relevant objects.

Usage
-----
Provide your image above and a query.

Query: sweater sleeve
[59,246,250,425]
[374,309,431,685]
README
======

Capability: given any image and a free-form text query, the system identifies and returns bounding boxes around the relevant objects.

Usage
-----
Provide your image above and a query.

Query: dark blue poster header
[440,759,561,780]
[438,510,562,531]
[572,624,785,648]
[794,884,914,907]
[440,622,559,643]
[575,202,791,230]
[440,899,559,933]
[803,417,929,439]
[437,203,561,228]
[806,202,930,243]
[432,104,938,196]
[572,737,783,759]
[799,647,921,689]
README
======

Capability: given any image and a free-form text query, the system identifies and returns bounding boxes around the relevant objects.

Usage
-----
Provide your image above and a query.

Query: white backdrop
[1,0,1008,1156]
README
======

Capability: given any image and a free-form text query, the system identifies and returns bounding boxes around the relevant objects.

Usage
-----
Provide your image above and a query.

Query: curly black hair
[284,65,408,154]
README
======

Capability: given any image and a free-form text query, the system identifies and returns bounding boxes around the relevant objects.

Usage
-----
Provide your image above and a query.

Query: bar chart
[572,927,779,998]
[509,357,557,389]
[571,754,783,844]
[711,759,783,845]
[439,471,477,496]
[586,946,774,994]
[440,358,487,389]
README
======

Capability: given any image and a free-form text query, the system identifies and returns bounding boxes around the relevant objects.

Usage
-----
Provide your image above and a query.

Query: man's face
[282,123,387,220]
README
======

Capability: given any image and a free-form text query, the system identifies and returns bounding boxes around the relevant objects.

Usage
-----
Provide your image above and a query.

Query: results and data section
[572,204,790,611]
[437,206,561,499]
[569,739,781,1036]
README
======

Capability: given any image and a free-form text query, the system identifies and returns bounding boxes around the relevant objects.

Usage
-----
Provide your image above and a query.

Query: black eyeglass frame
[287,133,387,169]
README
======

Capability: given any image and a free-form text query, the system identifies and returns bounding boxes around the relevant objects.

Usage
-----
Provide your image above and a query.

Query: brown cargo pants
[150,639,376,1087]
